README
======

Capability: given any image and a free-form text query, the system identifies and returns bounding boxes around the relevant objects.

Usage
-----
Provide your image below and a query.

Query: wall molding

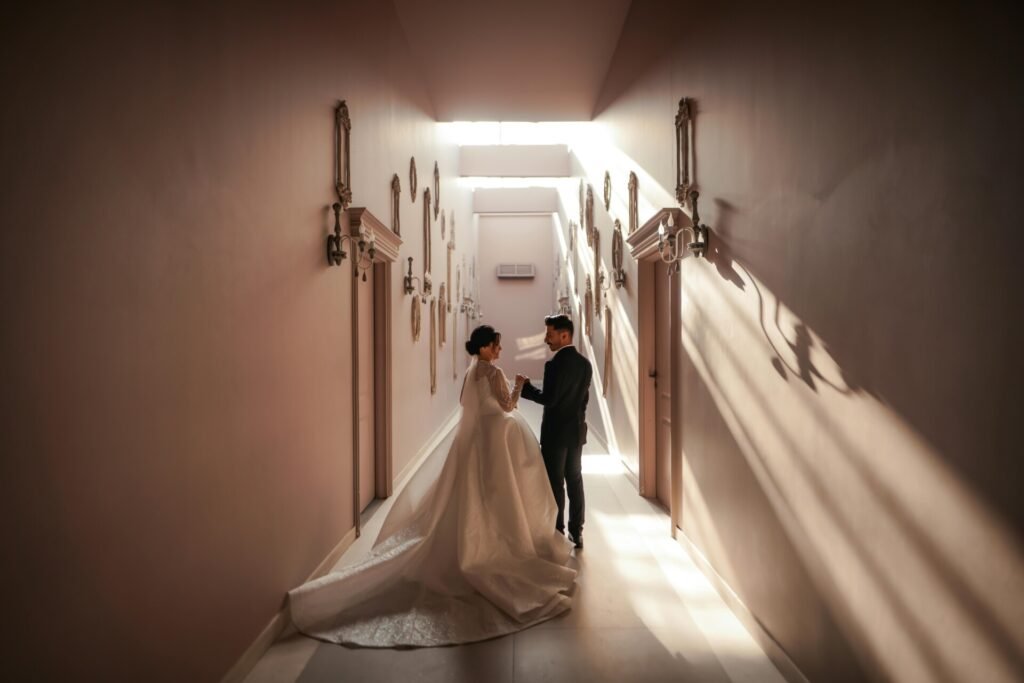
[675,532,810,683]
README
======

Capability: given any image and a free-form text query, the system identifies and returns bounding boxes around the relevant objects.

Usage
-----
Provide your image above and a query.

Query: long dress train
[287,358,576,647]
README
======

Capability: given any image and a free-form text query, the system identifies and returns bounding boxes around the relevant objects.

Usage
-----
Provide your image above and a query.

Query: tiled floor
[245,403,785,683]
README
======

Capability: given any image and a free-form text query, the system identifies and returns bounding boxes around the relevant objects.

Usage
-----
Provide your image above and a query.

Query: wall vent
[496,263,535,279]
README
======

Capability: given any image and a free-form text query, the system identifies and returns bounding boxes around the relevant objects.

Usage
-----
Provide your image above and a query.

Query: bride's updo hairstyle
[465,325,501,356]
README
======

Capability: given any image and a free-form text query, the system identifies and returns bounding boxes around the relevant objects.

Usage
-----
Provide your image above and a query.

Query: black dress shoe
[568,531,583,549]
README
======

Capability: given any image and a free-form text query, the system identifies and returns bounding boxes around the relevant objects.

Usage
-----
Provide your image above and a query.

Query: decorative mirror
[612,219,625,288]
[584,275,594,339]
[429,299,438,394]
[628,171,638,234]
[438,285,447,347]
[585,185,594,246]
[433,162,440,221]
[334,101,352,207]
[422,188,432,295]
[409,157,418,201]
[603,171,611,211]
[675,97,692,206]
[390,173,401,235]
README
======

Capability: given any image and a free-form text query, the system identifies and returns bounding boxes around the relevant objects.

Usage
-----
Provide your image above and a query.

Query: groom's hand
[515,374,529,384]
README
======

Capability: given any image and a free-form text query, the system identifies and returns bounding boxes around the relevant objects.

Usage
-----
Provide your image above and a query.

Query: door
[357,269,375,512]
[654,260,673,511]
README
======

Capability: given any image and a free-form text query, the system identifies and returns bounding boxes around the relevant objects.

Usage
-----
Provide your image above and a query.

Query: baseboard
[220,526,358,683]
[675,532,810,683]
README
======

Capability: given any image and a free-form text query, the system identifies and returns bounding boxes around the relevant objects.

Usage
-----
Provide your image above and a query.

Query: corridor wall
[576,2,1024,682]
[0,2,474,680]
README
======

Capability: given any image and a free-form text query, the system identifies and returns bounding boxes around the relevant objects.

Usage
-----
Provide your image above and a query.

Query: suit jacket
[521,345,593,449]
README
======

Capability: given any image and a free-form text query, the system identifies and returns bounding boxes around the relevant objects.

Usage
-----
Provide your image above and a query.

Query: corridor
[246,403,785,683]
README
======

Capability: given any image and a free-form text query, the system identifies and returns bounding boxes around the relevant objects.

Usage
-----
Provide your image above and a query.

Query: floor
[245,403,786,683]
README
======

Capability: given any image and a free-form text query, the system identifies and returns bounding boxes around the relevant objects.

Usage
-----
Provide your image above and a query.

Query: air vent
[496,263,535,279]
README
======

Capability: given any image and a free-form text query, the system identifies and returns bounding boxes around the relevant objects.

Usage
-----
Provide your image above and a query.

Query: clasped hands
[514,374,530,386]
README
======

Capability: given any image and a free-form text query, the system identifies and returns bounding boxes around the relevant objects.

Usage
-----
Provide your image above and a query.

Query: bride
[288,325,577,647]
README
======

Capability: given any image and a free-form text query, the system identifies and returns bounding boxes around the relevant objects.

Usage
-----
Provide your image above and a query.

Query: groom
[518,314,593,549]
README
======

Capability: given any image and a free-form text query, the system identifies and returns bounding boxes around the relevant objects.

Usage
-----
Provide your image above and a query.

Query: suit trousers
[541,441,585,536]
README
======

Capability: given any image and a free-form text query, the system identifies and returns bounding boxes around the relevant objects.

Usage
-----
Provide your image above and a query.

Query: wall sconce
[657,190,709,273]
[611,219,626,288]
[459,295,480,319]
[404,256,430,301]
[327,202,377,280]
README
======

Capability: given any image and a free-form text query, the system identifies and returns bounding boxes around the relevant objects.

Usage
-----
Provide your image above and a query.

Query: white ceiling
[393,0,634,121]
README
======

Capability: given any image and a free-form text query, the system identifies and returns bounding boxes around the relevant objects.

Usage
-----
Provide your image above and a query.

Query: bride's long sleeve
[487,365,523,412]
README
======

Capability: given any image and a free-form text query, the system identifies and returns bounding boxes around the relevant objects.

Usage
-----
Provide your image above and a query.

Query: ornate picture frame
[422,188,432,295]
[603,170,612,211]
[628,171,638,234]
[334,101,352,207]
[585,184,595,246]
[584,275,594,339]
[409,156,418,201]
[438,284,447,347]
[390,173,401,236]
[675,97,692,206]
[433,162,440,221]
[429,299,438,394]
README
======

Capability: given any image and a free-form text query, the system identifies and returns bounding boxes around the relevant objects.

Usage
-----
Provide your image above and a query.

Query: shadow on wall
[680,232,1024,682]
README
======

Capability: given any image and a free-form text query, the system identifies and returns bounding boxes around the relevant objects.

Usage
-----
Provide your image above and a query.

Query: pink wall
[477,214,555,380]
[0,3,472,680]
[583,2,1024,682]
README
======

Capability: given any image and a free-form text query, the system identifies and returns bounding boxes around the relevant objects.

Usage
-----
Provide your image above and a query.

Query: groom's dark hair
[544,314,574,338]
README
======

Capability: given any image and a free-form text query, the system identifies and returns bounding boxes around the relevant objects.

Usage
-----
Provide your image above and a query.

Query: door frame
[627,208,684,536]
[348,207,401,537]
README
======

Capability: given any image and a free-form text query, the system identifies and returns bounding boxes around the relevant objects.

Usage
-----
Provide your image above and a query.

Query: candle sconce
[611,219,626,288]
[327,202,377,280]
[404,256,430,301]
[657,190,709,274]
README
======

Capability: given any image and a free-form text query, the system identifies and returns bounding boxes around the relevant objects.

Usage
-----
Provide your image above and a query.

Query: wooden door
[357,271,375,512]
[654,260,672,511]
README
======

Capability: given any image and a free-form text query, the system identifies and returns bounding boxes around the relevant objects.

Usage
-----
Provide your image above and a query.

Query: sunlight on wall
[680,263,1024,683]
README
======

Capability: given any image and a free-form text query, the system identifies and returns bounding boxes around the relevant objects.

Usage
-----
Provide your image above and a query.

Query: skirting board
[221,408,461,683]
[675,531,810,683]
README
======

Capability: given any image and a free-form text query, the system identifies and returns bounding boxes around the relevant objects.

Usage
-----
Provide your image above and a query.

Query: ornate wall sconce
[657,190,709,273]
[611,219,626,288]
[327,201,377,279]
[404,256,427,300]
[675,97,693,206]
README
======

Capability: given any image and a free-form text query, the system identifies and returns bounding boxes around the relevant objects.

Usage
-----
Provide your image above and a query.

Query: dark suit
[521,345,592,536]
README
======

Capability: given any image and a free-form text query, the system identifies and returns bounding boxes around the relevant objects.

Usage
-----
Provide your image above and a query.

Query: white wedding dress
[288,358,576,647]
